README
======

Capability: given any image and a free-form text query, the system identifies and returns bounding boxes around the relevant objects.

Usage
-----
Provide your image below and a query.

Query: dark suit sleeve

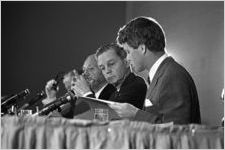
[158,70,195,124]
[134,109,162,123]
[110,79,147,109]
[135,68,196,124]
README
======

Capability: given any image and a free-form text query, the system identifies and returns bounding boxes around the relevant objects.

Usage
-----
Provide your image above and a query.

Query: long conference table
[1,115,224,149]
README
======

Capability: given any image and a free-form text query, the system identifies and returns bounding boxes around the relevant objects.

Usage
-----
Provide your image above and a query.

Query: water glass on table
[18,109,32,116]
[94,108,109,122]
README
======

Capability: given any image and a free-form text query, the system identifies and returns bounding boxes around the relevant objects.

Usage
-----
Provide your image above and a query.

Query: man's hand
[71,70,92,96]
[108,102,139,119]
[42,79,58,105]
[45,79,58,99]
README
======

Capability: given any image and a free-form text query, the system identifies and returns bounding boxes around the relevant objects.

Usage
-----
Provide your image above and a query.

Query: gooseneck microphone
[32,90,76,116]
[2,89,30,108]
[52,71,65,91]
[18,91,46,111]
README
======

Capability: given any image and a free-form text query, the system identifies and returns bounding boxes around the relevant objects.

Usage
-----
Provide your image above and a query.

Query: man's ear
[139,44,147,55]
[124,58,130,68]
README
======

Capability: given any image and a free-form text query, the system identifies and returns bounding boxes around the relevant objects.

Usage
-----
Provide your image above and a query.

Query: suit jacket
[134,57,201,124]
[109,73,147,109]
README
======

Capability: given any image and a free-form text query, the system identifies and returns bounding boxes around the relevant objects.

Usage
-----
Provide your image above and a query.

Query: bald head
[83,54,97,69]
[82,54,107,92]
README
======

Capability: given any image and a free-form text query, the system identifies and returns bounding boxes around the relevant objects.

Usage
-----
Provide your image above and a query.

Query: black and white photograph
[1,1,224,149]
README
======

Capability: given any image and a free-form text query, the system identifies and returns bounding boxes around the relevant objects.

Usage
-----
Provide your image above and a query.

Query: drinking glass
[19,109,32,116]
[94,108,109,122]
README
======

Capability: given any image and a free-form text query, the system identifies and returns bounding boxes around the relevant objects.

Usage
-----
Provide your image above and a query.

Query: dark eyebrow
[107,59,115,63]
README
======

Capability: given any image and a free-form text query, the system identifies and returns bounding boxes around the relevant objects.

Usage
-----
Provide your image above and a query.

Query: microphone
[18,91,46,110]
[52,71,65,91]
[77,69,84,75]
[32,90,76,116]
[1,89,30,108]
[1,94,14,103]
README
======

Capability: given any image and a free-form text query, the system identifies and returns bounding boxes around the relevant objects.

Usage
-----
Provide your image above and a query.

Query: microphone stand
[32,91,77,117]
[1,89,30,116]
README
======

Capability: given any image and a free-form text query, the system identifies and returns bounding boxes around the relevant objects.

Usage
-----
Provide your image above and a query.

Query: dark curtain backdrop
[1,2,126,99]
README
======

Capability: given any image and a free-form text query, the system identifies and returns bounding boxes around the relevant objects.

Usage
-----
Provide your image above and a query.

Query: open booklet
[74,96,120,121]
[78,96,116,105]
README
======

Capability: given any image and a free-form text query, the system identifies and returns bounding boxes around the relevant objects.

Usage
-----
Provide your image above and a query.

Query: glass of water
[19,109,32,116]
[94,108,109,122]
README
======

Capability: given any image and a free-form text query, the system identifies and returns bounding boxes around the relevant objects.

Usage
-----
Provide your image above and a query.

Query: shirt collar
[149,53,168,82]
[95,83,108,99]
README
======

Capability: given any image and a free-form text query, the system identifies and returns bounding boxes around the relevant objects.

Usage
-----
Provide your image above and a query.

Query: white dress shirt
[145,53,168,107]
[149,53,168,82]
[94,84,107,99]
[83,84,107,99]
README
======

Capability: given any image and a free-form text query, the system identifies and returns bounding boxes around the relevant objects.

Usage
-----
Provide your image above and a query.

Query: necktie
[147,76,151,85]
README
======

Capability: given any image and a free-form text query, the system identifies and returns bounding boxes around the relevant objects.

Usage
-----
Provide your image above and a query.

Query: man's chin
[107,79,116,85]
[132,66,143,73]
[87,79,93,84]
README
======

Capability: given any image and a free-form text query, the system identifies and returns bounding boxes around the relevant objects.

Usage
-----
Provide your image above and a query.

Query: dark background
[1,1,224,126]
[2,1,126,97]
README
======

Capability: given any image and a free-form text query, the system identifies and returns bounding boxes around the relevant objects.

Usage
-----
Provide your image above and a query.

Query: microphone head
[1,94,14,102]
[20,90,46,110]
[77,69,84,75]
[24,89,30,96]
[18,88,30,99]
[1,88,31,107]
[29,91,46,105]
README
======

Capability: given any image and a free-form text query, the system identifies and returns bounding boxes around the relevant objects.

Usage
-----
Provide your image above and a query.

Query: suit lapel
[99,84,116,100]
[147,57,173,99]
[148,76,159,95]
[120,73,135,88]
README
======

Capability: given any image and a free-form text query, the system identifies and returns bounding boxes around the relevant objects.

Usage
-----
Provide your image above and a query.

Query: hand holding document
[107,102,139,119]
[77,96,139,120]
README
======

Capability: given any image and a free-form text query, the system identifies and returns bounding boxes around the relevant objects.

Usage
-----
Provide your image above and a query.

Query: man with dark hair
[72,54,116,118]
[73,43,147,110]
[108,16,201,124]
[73,54,115,100]
[96,43,147,109]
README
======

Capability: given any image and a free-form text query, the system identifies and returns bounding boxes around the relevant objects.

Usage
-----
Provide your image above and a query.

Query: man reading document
[72,43,147,120]
[108,16,201,124]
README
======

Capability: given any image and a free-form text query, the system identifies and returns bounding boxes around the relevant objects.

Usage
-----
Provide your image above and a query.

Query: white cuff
[82,91,93,97]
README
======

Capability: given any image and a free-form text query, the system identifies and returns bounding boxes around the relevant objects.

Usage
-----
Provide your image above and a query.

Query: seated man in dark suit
[108,16,201,124]
[74,54,115,100]
[72,54,116,118]
[73,43,147,110]
[40,54,116,118]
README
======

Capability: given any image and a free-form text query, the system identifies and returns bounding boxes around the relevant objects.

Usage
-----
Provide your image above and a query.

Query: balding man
[41,54,116,118]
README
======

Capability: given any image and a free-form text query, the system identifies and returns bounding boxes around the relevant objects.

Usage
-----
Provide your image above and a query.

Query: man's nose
[105,67,112,74]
